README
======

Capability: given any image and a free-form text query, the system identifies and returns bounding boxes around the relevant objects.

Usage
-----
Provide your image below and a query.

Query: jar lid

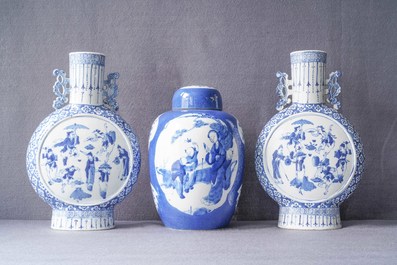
[172,86,223,110]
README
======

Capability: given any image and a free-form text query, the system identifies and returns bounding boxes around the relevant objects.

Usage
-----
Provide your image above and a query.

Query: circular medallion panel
[263,112,356,203]
[38,114,133,206]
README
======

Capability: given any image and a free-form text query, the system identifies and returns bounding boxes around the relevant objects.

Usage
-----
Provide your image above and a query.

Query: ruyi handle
[276,71,292,111]
[326,71,342,110]
[52,69,70,110]
[103,72,120,112]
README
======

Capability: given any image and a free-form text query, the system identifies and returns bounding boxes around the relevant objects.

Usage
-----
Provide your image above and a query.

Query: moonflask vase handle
[103,72,120,112]
[52,69,70,110]
[276,71,292,111]
[326,71,342,110]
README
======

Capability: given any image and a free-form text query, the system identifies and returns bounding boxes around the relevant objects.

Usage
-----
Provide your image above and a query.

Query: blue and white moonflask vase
[26,52,140,230]
[255,50,364,230]
[149,86,245,230]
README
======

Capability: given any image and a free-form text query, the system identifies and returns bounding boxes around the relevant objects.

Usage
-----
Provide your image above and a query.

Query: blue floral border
[26,104,140,211]
[69,53,105,66]
[255,103,364,209]
[290,51,327,64]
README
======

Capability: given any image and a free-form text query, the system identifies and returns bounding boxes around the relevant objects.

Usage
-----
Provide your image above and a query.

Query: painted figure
[317,125,336,153]
[54,130,80,166]
[203,130,231,205]
[60,165,78,193]
[311,158,341,195]
[289,145,315,194]
[89,125,116,155]
[166,142,200,199]
[61,165,77,181]
[182,144,199,193]
[98,163,112,199]
[42,148,58,182]
[287,126,305,148]
[293,146,306,173]
[272,145,285,184]
[335,141,351,173]
[83,152,98,192]
[114,145,129,180]
[205,130,227,184]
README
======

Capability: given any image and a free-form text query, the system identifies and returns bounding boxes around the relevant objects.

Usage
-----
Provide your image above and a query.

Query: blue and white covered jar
[255,50,364,230]
[149,86,245,230]
[26,52,140,230]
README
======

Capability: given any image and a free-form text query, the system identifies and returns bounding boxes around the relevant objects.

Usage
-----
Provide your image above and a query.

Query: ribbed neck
[68,52,105,105]
[290,50,327,104]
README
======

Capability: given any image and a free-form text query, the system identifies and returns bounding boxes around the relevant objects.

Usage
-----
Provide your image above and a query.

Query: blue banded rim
[69,52,105,66]
[290,50,327,64]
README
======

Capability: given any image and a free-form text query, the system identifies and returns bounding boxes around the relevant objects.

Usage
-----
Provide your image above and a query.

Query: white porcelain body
[255,51,364,230]
[26,52,140,230]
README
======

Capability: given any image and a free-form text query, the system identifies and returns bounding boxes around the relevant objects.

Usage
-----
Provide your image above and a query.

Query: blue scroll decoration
[103,72,120,112]
[276,71,291,111]
[327,71,342,110]
[52,69,70,110]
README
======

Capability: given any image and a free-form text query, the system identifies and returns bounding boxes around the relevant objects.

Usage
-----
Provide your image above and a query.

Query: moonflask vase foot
[278,207,341,230]
[51,208,115,231]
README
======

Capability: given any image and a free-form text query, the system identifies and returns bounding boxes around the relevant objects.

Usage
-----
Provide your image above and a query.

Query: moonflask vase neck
[68,52,105,106]
[290,50,327,105]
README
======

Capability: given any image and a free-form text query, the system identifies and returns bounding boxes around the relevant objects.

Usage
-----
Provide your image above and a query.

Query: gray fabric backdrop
[0,0,396,221]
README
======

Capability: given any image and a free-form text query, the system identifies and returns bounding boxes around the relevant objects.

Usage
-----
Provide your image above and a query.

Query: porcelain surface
[149,86,244,230]
[255,51,364,230]
[26,52,140,230]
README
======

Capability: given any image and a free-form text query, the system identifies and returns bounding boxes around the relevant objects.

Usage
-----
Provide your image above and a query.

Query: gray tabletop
[1,220,396,265]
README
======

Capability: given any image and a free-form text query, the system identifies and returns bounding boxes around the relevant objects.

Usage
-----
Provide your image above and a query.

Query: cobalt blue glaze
[172,86,223,110]
[149,86,244,230]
